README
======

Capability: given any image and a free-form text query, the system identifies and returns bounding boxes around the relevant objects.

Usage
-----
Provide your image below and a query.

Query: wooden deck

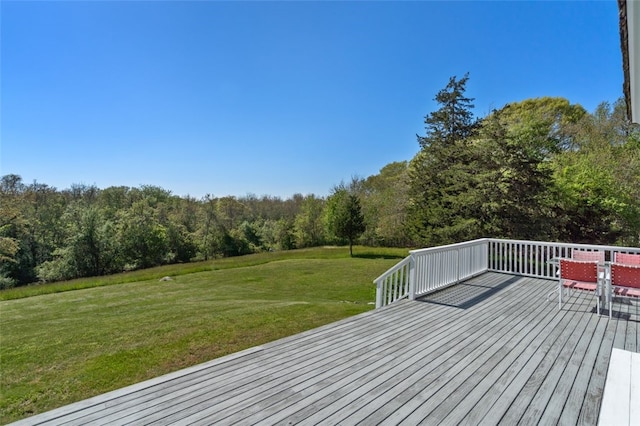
[11,272,639,425]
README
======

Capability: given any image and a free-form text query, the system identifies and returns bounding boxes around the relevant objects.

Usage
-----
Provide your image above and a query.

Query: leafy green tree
[37,204,121,281]
[24,182,67,266]
[3,180,72,284]
[97,186,134,219]
[0,180,28,285]
[553,152,625,244]
[216,196,248,230]
[275,218,296,250]
[224,228,252,257]
[471,98,585,240]
[165,222,197,263]
[68,205,119,277]
[197,194,220,260]
[255,219,278,251]
[139,185,172,206]
[174,196,200,233]
[64,183,99,204]
[239,220,262,251]
[493,97,586,154]
[161,196,199,263]
[0,231,19,265]
[293,195,326,248]
[117,200,169,269]
[0,204,21,288]
[616,136,640,245]
[551,100,640,244]
[360,162,411,247]
[326,187,366,256]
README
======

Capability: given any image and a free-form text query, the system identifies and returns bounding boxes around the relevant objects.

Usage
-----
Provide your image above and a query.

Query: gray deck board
[386,281,551,425]
[460,300,576,425]
[10,272,639,426]
[296,277,534,425]
[273,276,534,426]
[426,288,572,425]
[536,312,600,426]
[480,299,583,425]
[512,297,598,421]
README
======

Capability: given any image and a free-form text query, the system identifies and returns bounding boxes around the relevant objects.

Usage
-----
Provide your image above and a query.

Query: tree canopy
[406,76,638,247]
[2,76,638,287]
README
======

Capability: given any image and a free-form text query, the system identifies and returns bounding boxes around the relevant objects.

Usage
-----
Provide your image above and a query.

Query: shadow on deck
[417,274,522,309]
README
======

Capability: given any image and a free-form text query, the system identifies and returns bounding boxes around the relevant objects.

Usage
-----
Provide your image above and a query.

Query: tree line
[0,178,371,287]
[2,75,639,288]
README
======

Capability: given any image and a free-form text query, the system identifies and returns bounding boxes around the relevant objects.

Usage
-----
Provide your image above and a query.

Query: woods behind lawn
[0,246,407,424]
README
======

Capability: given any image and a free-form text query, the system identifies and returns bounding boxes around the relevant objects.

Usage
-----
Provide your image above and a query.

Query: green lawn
[0,247,406,423]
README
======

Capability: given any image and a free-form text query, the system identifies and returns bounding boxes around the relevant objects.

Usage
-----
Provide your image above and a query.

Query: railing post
[408,254,416,301]
[375,281,383,308]
[485,239,490,272]
[456,247,461,284]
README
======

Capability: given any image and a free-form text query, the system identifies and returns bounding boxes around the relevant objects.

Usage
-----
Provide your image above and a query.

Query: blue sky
[1,1,622,199]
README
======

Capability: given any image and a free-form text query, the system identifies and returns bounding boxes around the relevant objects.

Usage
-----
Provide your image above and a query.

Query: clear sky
[1,1,622,199]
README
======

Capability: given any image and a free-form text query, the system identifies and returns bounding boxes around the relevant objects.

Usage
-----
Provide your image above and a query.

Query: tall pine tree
[407,74,481,246]
[418,73,476,150]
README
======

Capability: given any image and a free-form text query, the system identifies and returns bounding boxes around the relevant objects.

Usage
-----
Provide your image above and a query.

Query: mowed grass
[0,247,407,423]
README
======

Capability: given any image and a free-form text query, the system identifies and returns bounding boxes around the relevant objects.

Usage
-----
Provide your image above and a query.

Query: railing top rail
[485,238,640,252]
[373,255,412,283]
[409,238,489,256]
[408,238,639,258]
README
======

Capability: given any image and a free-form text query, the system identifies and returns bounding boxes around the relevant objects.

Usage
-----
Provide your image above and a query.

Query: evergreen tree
[419,73,476,150]
[326,186,366,257]
[408,74,481,245]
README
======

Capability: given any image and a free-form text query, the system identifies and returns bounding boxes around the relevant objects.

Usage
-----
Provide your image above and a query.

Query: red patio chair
[572,250,607,282]
[608,263,640,318]
[572,250,605,262]
[559,259,601,315]
[552,250,605,279]
[613,252,640,266]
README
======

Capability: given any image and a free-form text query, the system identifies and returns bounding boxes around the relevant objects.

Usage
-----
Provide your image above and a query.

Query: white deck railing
[374,255,412,309]
[374,238,640,308]
[410,239,489,300]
